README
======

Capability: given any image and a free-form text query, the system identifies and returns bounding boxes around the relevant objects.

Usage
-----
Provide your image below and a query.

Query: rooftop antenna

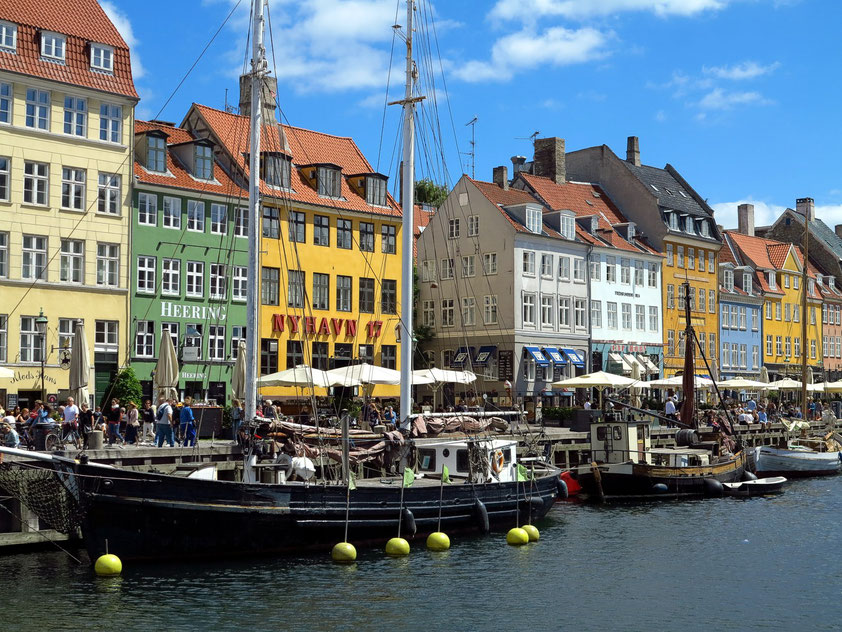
[463,116,477,178]
[515,131,540,148]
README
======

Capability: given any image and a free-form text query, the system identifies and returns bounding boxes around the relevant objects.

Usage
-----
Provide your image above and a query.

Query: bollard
[89,430,104,450]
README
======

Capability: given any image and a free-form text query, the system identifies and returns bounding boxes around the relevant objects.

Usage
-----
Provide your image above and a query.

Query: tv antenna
[462,116,477,178]
[515,131,540,148]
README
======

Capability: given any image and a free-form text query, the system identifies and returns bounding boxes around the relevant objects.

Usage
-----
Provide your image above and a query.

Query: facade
[511,166,663,380]
[181,85,402,400]
[816,269,842,380]
[130,120,249,403]
[417,173,589,408]
[0,1,137,409]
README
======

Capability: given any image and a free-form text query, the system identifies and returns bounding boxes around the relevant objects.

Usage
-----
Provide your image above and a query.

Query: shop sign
[161,301,227,322]
[271,314,385,339]
[609,344,651,353]
[614,291,640,298]
[180,372,207,380]
[9,370,57,386]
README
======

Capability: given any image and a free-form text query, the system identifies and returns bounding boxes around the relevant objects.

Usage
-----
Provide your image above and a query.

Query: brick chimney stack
[626,136,641,166]
[510,155,526,176]
[493,166,509,191]
[737,203,755,236]
[533,137,565,185]
[796,197,816,221]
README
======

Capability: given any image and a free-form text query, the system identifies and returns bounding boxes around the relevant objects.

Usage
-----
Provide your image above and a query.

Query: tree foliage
[107,366,143,407]
[414,178,449,208]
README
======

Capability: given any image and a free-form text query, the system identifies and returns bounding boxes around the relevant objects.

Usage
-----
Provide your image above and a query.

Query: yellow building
[182,90,402,401]
[0,1,137,409]
[725,231,823,377]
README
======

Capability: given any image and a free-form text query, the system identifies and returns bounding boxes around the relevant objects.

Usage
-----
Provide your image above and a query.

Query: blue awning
[524,346,550,367]
[562,348,585,367]
[544,347,566,364]
[474,345,496,366]
[452,347,471,367]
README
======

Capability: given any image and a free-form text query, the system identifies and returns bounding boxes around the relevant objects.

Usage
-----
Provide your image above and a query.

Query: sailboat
[0,0,560,562]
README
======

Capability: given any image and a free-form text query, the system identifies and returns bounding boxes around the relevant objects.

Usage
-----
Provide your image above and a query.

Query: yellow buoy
[522,524,540,542]
[506,527,529,546]
[94,553,122,576]
[331,542,357,563]
[385,537,410,556]
[426,531,450,551]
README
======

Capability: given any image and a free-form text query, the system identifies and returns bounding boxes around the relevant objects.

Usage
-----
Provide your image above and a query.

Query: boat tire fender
[556,476,569,499]
[474,499,490,533]
[741,471,758,482]
[651,483,669,494]
[402,508,417,537]
[703,478,723,497]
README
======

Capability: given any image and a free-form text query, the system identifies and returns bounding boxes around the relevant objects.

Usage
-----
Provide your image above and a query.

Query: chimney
[510,155,526,176]
[239,74,290,154]
[737,203,755,236]
[626,136,641,166]
[796,197,815,221]
[493,166,509,190]
[533,137,565,185]
[835,224,842,239]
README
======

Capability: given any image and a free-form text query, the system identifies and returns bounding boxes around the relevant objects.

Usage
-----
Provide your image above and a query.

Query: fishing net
[0,463,82,535]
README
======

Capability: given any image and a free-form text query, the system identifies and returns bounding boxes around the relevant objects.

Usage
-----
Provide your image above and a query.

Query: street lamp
[34,308,48,400]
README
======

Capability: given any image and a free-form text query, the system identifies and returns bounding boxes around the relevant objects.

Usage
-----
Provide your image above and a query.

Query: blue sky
[101,0,842,230]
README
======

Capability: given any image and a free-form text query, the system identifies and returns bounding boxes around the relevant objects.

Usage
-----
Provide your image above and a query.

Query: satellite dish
[59,350,72,369]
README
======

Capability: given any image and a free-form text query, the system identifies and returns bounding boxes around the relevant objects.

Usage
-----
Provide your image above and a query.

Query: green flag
[348,471,357,491]
[441,465,451,485]
[516,464,528,482]
[403,467,415,488]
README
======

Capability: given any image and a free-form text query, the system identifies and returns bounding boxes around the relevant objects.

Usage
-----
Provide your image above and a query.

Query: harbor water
[3,476,841,631]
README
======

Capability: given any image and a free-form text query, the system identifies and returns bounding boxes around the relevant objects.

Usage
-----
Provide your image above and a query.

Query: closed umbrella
[231,340,246,401]
[759,366,769,383]
[630,363,642,408]
[154,330,179,400]
[68,319,90,405]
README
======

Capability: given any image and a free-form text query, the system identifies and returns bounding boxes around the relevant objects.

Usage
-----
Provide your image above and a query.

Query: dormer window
[366,175,387,206]
[743,273,752,294]
[768,271,776,290]
[723,269,734,292]
[525,206,542,234]
[194,144,213,180]
[816,274,823,286]
[261,153,291,189]
[684,215,694,234]
[627,222,636,241]
[591,216,598,234]
[700,220,710,237]
[147,135,167,173]
[317,165,341,197]
[668,212,679,230]
[41,32,66,63]
[90,43,114,73]
[809,279,815,294]
[560,213,575,240]
[831,278,836,290]
[0,21,17,53]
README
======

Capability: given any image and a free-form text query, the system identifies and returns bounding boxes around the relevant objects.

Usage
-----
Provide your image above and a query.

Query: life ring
[491,449,505,474]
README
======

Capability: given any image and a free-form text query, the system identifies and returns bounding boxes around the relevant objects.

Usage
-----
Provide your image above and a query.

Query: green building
[130,119,249,403]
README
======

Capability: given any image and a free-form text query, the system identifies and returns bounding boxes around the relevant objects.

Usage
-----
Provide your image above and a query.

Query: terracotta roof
[134,120,247,199]
[726,231,791,271]
[469,178,567,238]
[0,1,137,99]
[413,203,435,257]
[767,243,792,269]
[190,103,400,217]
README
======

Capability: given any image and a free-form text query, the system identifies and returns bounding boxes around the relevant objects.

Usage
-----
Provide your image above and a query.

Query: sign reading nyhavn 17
[271,314,385,339]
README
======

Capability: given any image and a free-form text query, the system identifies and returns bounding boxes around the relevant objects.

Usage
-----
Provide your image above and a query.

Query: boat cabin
[590,417,652,465]
[416,439,519,483]
[647,448,710,467]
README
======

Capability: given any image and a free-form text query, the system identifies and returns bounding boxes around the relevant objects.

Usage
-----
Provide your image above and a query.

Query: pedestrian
[78,401,93,449]
[181,396,196,447]
[231,398,243,445]
[583,398,592,410]
[664,393,677,426]
[367,401,381,430]
[384,405,397,428]
[1,422,20,448]
[141,399,156,441]
[155,396,175,447]
[106,397,124,446]
[125,401,139,445]
[62,396,81,449]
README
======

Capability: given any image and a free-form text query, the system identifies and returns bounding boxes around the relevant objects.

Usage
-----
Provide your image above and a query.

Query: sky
[100,0,842,231]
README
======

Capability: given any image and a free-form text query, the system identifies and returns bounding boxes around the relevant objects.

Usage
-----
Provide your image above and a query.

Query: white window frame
[135,320,154,358]
[483,295,497,325]
[161,259,181,296]
[468,215,479,236]
[23,161,49,206]
[0,231,7,278]
[621,303,632,330]
[591,300,602,328]
[63,96,87,137]
[526,207,542,234]
[448,218,460,239]
[558,297,571,328]
[235,207,248,238]
[96,243,119,287]
[138,192,157,226]
[0,83,10,125]
[99,103,122,143]
[25,88,50,130]
[41,31,66,62]
[94,320,119,353]
[60,239,84,284]
[210,203,227,234]
[20,316,42,363]
[187,200,205,232]
[423,300,435,327]
[522,251,535,275]
[90,43,114,73]
[61,167,86,211]
[22,235,47,280]
[163,197,182,229]
[208,325,226,361]
[461,255,475,278]
[97,173,121,215]
[649,306,658,331]
[186,261,204,298]
[540,295,553,329]
[607,302,618,329]
[232,266,247,302]
[574,299,587,328]
[483,253,497,275]
[522,293,536,327]
[441,299,455,327]
[541,254,553,278]
[0,21,17,53]
[137,256,156,294]
[462,297,476,326]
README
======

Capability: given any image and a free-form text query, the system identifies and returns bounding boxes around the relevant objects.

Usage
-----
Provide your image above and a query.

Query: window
[359,277,375,313]
[729,305,737,328]
[207,203,226,234]
[794,304,800,323]
[359,222,375,251]
[811,306,816,325]
[22,235,47,280]
[41,31,65,61]
[462,255,475,277]
[20,316,42,363]
[235,207,248,237]
[743,273,752,294]
[190,144,213,180]
[261,207,280,239]
[560,214,575,240]
[0,156,8,202]
[588,259,599,281]
[287,270,304,308]
[464,297,478,326]
[442,299,455,327]
[811,339,817,359]
[776,335,783,356]
[317,166,341,197]
[709,291,715,313]
[313,273,330,310]
[136,256,155,293]
[784,303,791,322]
[0,232,6,278]
[381,279,397,314]
[376,223,395,254]
[337,219,352,249]
[135,321,154,358]
[440,258,454,280]
[722,342,730,368]
[185,261,204,297]
[262,154,290,188]
[147,135,166,172]
[558,297,571,327]
[607,302,618,329]
[620,258,630,284]
[0,21,17,53]
[99,103,122,143]
[649,306,659,331]
[483,253,497,275]
[752,346,759,369]
[574,259,585,282]
[775,302,781,321]
[210,264,227,300]
[606,256,616,283]
[768,272,777,290]
[687,248,695,270]
[95,320,118,352]
[634,261,644,285]
[380,345,397,370]
[366,176,387,207]
[232,266,247,302]
[540,295,553,328]
[739,306,747,330]
[689,287,696,311]
[231,326,245,359]
[288,210,305,242]
[677,246,684,268]
[765,301,771,320]
[794,276,800,290]
[667,330,675,357]
[678,284,685,309]
[784,336,791,358]
[541,254,553,278]
[667,285,674,309]
[24,161,49,205]
[25,88,49,130]
[678,332,686,357]
[794,337,800,358]
[59,167,85,210]
[162,259,180,296]
[699,250,706,272]
[0,83,10,125]
[97,174,121,215]
[187,200,205,232]
[63,96,86,136]
[96,243,120,287]
[358,344,374,365]
[523,353,536,382]
[666,244,673,266]
[765,335,773,357]
[87,41,115,72]
[312,215,330,246]
[575,299,587,328]
[621,303,632,329]
[468,215,479,236]
[163,197,181,228]
[525,207,542,234]
[423,300,435,327]
[138,193,157,225]
[55,318,77,357]
[204,324,227,362]
[261,339,278,374]
[721,305,729,330]
[784,274,790,289]
[337,275,352,311]
[635,305,645,330]
[484,295,497,325]
[723,269,734,291]
[522,294,535,326]
[708,252,715,272]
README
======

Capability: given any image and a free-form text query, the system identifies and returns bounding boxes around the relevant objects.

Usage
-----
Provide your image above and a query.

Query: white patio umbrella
[715,378,769,390]
[765,378,803,390]
[231,340,246,401]
[258,365,335,388]
[412,368,477,410]
[154,330,179,400]
[647,375,714,389]
[553,371,643,407]
[326,363,401,385]
[68,319,90,406]
[0,366,13,379]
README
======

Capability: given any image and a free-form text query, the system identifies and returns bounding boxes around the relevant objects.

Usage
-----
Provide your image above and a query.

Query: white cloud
[703,60,780,80]
[713,199,842,230]
[100,1,145,79]
[698,87,773,110]
[490,0,732,21]
[453,26,610,82]
[654,109,667,121]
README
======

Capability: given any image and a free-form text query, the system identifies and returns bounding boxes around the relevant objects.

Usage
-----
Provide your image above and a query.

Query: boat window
[504,448,512,463]
[456,449,469,473]
[613,426,623,440]
[596,426,607,441]
[442,448,450,458]
[418,449,436,472]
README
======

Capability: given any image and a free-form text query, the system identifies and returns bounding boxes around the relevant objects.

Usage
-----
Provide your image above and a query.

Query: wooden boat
[754,440,842,477]
[722,476,786,497]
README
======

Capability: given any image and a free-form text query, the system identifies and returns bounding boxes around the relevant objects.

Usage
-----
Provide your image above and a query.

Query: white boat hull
[754,446,842,477]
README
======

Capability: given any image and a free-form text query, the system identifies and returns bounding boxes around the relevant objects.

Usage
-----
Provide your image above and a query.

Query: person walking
[664,392,677,426]
[106,398,123,446]
[231,398,243,445]
[125,401,139,445]
[62,397,81,449]
[141,399,156,442]
[155,396,175,447]
[78,401,93,450]
[180,396,197,447]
